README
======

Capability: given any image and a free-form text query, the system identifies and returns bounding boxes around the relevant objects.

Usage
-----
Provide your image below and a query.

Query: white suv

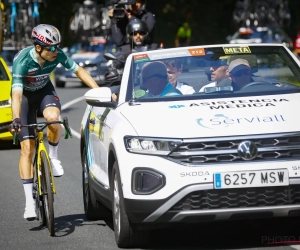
[80,44,300,248]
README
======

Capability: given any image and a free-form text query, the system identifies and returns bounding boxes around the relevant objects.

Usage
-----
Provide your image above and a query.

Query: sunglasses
[44,45,59,52]
[231,69,250,77]
[131,31,146,36]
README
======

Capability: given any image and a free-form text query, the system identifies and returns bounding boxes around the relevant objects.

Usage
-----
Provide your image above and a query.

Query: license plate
[214,169,289,189]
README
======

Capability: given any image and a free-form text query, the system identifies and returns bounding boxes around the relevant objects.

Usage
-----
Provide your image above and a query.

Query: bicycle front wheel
[40,150,55,236]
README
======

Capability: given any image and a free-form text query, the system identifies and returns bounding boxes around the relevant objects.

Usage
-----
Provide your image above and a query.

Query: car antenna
[129,38,140,106]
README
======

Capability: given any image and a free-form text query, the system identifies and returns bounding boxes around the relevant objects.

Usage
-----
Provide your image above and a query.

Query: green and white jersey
[12,46,78,92]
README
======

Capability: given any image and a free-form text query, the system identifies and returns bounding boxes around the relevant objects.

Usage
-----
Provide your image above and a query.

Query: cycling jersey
[18,83,61,142]
[12,46,78,92]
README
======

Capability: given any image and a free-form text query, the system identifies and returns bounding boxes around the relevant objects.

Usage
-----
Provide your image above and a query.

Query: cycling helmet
[126,19,149,46]
[31,24,61,46]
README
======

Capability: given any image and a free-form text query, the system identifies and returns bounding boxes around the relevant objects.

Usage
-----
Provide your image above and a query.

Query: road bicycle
[13,117,72,236]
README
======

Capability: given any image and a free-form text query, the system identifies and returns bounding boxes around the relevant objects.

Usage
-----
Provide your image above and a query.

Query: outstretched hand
[112,93,118,102]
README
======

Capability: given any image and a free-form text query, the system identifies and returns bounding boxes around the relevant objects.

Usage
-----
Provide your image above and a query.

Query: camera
[107,0,136,19]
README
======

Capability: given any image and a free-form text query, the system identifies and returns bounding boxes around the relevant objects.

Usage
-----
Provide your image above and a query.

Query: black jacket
[104,43,159,84]
[113,43,159,69]
[111,11,156,47]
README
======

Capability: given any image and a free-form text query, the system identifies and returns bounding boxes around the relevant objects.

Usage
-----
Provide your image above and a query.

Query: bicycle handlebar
[12,117,73,145]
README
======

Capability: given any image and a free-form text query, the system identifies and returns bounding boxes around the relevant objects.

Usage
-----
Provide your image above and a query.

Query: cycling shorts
[18,83,61,142]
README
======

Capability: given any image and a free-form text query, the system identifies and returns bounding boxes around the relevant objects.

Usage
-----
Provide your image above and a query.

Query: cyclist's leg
[39,83,62,177]
[18,92,38,220]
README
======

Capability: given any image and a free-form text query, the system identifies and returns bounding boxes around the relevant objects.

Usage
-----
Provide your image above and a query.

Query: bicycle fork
[37,131,57,195]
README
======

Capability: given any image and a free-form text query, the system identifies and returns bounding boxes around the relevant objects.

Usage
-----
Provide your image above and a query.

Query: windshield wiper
[204,86,234,94]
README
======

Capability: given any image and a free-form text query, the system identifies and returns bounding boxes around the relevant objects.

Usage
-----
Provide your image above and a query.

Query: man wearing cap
[141,61,182,97]
[199,58,230,92]
[228,58,253,90]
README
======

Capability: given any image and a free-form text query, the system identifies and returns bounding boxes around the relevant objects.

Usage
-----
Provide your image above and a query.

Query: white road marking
[60,96,85,139]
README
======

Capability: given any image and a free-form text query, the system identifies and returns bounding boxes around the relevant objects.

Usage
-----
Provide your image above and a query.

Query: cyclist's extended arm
[11,90,22,120]
[74,66,99,89]
[57,47,98,89]
[10,90,23,134]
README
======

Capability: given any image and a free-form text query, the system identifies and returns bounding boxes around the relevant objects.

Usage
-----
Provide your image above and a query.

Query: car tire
[111,161,149,248]
[56,81,65,88]
[82,146,110,220]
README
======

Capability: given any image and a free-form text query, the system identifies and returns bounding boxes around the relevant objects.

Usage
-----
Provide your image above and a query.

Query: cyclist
[108,0,156,47]
[9,24,99,220]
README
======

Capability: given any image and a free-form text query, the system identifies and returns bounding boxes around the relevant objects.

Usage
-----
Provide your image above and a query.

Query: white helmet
[31,24,61,46]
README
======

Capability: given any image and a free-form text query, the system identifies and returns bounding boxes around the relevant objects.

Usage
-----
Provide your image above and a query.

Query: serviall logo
[196,113,286,129]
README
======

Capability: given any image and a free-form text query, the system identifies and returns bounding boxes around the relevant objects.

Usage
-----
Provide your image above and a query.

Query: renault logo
[237,141,258,160]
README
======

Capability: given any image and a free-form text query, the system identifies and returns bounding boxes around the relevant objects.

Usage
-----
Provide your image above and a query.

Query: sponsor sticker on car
[188,48,205,56]
[223,46,251,54]
[134,54,150,63]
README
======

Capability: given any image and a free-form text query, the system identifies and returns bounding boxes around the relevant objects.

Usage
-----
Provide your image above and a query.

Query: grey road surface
[1,84,300,250]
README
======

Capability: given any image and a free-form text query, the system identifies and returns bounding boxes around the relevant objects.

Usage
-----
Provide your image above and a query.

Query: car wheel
[111,161,149,248]
[56,81,65,88]
[82,146,110,220]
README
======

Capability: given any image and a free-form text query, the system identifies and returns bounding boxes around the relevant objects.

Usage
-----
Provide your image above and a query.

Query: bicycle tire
[33,157,46,226]
[40,150,55,236]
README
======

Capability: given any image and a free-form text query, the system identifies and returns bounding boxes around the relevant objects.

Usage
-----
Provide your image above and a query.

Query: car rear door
[0,56,13,140]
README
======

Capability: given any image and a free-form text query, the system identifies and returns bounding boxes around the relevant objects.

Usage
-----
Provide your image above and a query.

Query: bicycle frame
[12,118,72,195]
[33,129,56,195]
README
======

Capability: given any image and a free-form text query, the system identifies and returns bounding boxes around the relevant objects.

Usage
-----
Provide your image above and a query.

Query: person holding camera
[106,18,159,101]
[108,18,158,70]
[108,0,155,47]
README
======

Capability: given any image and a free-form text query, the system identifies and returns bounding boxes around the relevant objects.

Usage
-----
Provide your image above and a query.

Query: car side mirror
[84,87,117,108]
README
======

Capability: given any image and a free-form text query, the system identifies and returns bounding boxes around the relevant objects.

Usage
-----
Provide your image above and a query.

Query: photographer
[108,0,155,47]
[105,19,159,101]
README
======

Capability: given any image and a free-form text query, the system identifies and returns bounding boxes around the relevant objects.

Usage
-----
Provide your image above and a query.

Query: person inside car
[141,61,182,97]
[163,58,195,94]
[228,58,253,90]
[199,57,230,92]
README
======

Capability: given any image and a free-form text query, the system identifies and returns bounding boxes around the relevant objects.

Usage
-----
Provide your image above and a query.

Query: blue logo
[196,114,285,129]
[169,105,185,109]
[196,114,229,129]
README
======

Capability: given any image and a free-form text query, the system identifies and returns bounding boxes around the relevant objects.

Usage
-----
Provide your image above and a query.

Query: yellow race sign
[223,46,251,54]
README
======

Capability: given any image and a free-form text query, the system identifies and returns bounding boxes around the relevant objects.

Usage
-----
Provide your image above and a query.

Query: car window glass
[126,46,300,102]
